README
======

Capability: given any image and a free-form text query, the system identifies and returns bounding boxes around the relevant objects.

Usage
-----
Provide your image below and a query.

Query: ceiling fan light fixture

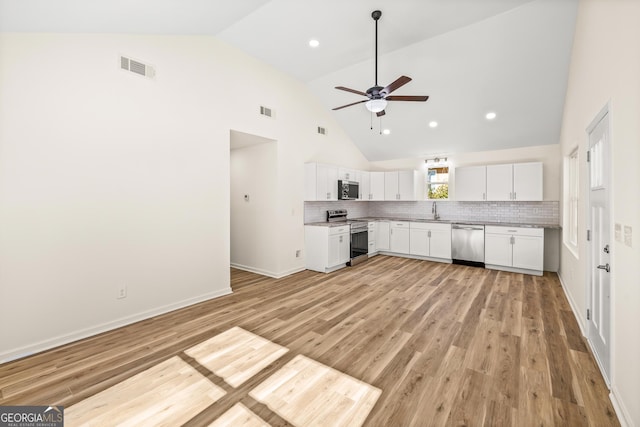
[366,98,387,113]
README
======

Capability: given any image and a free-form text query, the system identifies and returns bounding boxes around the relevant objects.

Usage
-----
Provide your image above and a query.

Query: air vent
[120,55,155,79]
[259,106,274,118]
[317,126,327,136]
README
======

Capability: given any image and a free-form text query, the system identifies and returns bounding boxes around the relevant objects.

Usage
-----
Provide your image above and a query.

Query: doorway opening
[230,130,278,277]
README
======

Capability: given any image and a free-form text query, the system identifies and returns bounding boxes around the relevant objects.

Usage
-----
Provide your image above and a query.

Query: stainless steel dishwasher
[451,224,485,267]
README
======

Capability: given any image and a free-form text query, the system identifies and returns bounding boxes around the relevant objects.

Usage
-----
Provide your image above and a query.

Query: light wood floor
[0,256,619,426]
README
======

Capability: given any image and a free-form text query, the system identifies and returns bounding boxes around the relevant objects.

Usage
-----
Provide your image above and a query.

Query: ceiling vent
[259,106,274,118]
[317,126,327,136]
[120,55,155,79]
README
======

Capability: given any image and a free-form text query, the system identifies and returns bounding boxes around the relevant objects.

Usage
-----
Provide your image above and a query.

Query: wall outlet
[296,249,302,258]
[117,284,127,299]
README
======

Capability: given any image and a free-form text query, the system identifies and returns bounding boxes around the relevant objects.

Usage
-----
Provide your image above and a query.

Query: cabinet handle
[514,192,516,200]
[339,236,343,243]
[483,192,486,200]
[428,230,431,238]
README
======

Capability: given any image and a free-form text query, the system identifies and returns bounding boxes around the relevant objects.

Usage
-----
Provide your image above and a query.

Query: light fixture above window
[365,99,387,113]
[309,39,320,48]
[429,121,438,128]
[485,111,497,120]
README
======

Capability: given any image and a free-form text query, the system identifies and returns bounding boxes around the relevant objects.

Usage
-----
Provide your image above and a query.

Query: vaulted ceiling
[0,0,578,161]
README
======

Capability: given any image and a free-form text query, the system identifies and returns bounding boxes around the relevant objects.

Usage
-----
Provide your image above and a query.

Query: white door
[484,233,512,266]
[455,166,486,201]
[328,233,341,267]
[409,229,430,256]
[360,171,370,200]
[512,235,544,271]
[384,172,399,200]
[338,233,351,264]
[376,222,390,250]
[587,109,611,383]
[486,164,512,201]
[370,172,385,200]
[429,228,452,259]
[390,223,410,254]
[398,170,415,200]
[513,162,543,201]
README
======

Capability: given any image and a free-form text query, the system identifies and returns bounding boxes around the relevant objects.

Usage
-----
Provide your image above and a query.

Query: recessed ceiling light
[429,121,438,128]
[382,129,391,135]
[485,111,497,120]
[309,39,320,48]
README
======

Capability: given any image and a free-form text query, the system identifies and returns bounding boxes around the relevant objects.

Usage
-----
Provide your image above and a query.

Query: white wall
[230,135,279,276]
[371,144,561,201]
[0,33,370,361]
[558,1,640,426]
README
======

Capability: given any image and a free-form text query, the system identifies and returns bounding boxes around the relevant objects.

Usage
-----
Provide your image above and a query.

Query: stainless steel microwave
[338,180,359,200]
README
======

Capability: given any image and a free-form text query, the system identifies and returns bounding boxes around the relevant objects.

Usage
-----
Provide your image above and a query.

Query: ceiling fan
[332,10,429,117]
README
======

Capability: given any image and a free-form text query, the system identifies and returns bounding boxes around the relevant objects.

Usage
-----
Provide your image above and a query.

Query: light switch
[624,225,632,247]
[615,223,622,242]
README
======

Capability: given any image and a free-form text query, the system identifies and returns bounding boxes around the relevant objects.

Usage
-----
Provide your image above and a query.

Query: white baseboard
[557,271,586,336]
[0,287,232,364]
[230,263,304,279]
[610,387,634,427]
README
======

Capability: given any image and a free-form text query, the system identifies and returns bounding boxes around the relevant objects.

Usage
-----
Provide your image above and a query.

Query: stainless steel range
[327,209,368,266]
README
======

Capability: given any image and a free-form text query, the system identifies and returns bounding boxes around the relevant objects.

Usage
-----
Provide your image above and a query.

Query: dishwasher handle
[452,225,484,231]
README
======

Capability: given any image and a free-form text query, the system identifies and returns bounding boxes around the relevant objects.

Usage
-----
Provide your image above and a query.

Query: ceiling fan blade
[376,110,386,117]
[386,95,429,102]
[382,76,412,95]
[332,99,368,110]
[335,86,368,97]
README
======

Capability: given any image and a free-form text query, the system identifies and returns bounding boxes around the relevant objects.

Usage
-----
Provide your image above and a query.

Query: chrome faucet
[432,201,440,220]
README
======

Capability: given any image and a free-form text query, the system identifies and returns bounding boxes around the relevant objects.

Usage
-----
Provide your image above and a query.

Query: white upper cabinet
[455,166,486,201]
[304,163,338,201]
[338,167,359,183]
[458,162,543,201]
[384,171,419,201]
[359,171,370,200]
[486,164,513,201]
[513,162,543,201]
[370,172,386,201]
[486,162,543,201]
[384,172,399,200]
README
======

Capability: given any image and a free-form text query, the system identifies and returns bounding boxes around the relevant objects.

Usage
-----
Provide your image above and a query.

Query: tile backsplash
[305,200,559,225]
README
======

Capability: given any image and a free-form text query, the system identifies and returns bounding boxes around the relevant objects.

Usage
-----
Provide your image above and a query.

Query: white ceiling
[0,0,578,161]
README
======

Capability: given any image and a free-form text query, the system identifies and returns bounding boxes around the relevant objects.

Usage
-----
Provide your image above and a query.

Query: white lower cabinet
[485,226,544,275]
[409,222,452,259]
[305,225,350,273]
[376,221,390,251]
[368,222,377,255]
[390,222,410,254]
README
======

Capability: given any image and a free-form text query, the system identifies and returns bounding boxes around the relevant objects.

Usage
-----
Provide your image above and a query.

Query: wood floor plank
[0,256,619,426]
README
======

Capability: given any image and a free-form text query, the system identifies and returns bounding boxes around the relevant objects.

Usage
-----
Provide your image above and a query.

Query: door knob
[597,263,610,273]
